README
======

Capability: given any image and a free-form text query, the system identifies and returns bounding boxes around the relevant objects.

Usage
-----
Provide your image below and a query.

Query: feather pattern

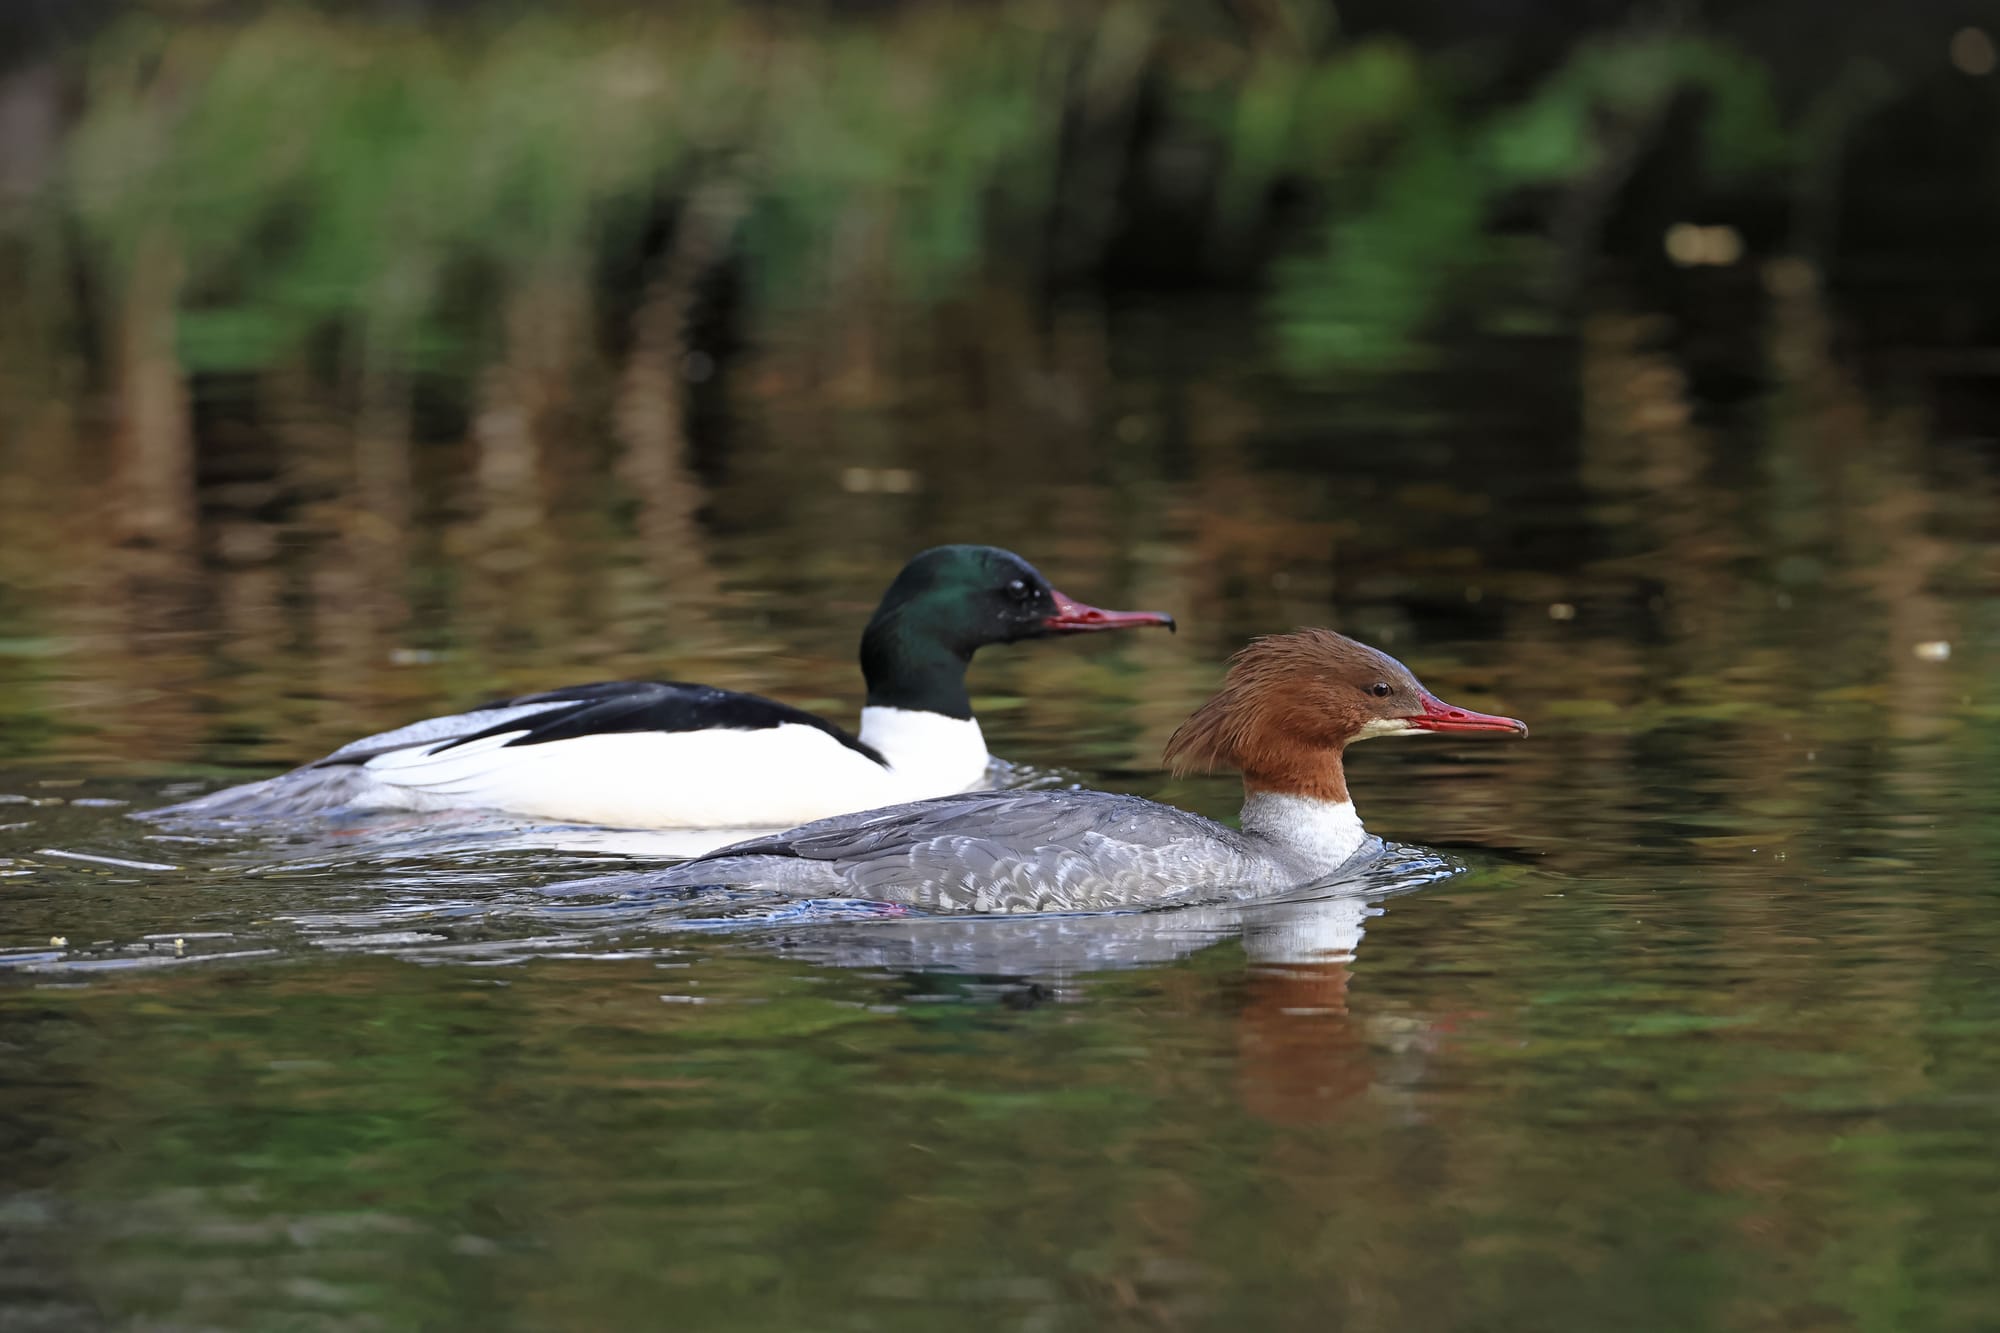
[627,788,1378,913]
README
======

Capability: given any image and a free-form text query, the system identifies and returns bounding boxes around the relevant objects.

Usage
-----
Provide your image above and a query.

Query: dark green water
[5,284,2000,1331]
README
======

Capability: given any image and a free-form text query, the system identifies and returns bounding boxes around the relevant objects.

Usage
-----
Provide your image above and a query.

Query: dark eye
[1370,682,1392,698]
[1005,578,1033,601]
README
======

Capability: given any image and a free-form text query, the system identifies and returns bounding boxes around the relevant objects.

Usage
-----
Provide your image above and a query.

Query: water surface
[4,286,1999,1330]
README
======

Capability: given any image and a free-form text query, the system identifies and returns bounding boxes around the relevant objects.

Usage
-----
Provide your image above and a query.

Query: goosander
[146,546,1173,830]
[588,628,1525,912]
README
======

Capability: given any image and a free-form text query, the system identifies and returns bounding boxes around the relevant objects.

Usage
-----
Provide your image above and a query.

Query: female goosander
[600,628,1525,912]
[147,546,1173,829]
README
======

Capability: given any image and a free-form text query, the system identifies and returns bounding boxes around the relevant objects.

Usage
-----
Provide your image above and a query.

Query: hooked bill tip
[1411,692,1529,737]
[1042,591,1178,633]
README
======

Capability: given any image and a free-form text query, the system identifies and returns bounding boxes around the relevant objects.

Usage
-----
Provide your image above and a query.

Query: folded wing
[669,789,1260,912]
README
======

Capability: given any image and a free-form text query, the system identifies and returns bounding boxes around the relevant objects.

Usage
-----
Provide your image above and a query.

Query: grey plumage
[137,764,378,821]
[613,788,1376,913]
[310,702,578,766]
[138,701,578,822]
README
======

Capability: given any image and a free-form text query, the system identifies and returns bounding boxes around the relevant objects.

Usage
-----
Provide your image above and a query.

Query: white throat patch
[1353,716,1426,741]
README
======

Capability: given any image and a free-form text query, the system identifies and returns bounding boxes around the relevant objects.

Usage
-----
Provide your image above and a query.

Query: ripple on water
[3,780,1467,983]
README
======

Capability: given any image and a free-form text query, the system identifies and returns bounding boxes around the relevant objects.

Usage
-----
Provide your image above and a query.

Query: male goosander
[596,628,1525,912]
[147,546,1173,829]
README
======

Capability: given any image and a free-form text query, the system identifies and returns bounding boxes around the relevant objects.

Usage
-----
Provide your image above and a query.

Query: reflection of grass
[12,7,1795,392]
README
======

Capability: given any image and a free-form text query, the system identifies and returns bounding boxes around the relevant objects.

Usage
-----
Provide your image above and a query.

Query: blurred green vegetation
[0,0,1828,397]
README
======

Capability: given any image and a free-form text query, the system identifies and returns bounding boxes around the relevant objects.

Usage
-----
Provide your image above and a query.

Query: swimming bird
[577,628,1526,912]
[145,546,1173,829]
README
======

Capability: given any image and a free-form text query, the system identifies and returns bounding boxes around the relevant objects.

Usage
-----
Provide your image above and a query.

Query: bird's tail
[137,766,382,823]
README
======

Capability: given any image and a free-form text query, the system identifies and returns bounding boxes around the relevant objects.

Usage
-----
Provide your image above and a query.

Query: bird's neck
[1240,746,1349,806]
[859,618,974,719]
[1238,753,1366,870]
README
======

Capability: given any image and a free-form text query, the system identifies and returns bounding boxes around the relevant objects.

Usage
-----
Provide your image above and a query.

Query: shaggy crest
[1163,628,1417,802]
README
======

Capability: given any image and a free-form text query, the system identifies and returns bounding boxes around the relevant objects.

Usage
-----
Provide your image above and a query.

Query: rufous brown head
[1163,628,1526,802]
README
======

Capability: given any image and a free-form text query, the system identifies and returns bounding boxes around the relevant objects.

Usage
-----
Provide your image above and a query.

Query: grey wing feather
[668,790,1256,913]
[696,790,1177,864]
[311,701,578,766]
